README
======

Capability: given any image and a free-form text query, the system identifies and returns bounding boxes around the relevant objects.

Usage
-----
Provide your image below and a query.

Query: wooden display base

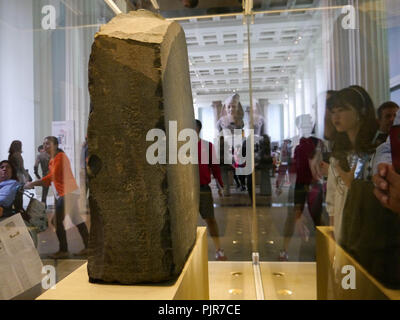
[316,226,400,300]
[37,227,209,300]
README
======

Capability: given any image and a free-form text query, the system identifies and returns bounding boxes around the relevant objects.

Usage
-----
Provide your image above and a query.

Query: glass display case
[0,0,399,300]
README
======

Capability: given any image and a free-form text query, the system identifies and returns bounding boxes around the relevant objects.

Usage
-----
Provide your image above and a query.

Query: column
[327,0,390,107]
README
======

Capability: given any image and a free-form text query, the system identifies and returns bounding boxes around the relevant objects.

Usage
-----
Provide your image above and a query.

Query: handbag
[24,191,48,233]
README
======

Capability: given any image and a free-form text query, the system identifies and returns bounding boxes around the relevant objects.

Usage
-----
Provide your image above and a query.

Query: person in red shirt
[196,120,227,261]
[25,136,89,259]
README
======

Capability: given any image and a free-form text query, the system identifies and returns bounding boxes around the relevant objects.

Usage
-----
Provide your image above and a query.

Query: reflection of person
[25,136,90,259]
[373,163,400,214]
[216,94,244,133]
[196,120,227,261]
[255,134,272,196]
[8,140,31,184]
[325,86,377,242]
[250,99,266,136]
[232,144,246,191]
[372,109,400,214]
[0,160,20,218]
[372,101,399,146]
[275,139,291,195]
[271,145,279,175]
[280,136,324,260]
[216,94,245,195]
[34,145,50,206]
[323,91,337,141]
[239,134,272,203]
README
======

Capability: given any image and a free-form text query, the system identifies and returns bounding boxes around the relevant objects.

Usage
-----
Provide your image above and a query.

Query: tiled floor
[198,178,327,262]
[207,261,316,300]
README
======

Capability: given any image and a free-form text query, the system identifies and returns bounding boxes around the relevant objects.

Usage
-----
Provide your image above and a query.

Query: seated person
[0,160,21,218]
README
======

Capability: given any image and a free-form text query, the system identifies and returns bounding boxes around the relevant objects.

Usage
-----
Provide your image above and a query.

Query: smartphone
[390,125,400,173]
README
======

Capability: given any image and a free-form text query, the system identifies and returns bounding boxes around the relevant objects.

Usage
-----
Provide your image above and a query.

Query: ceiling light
[104,0,122,15]
[60,0,82,15]
[149,0,160,10]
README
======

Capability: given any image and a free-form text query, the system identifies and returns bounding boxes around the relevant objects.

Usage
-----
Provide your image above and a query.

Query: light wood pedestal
[316,226,400,300]
[36,227,209,300]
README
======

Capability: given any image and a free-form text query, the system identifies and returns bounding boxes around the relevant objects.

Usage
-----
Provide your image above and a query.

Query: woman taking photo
[25,136,89,259]
[327,87,400,288]
[325,85,378,243]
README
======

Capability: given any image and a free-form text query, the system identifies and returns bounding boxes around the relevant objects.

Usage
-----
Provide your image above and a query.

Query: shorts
[294,183,309,212]
[199,185,215,219]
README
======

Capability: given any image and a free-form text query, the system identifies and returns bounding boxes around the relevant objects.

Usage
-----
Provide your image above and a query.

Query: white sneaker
[215,249,228,261]
[278,250,288,261]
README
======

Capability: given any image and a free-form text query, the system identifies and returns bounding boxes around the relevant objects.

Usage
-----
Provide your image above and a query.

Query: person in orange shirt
[25,136,89,259]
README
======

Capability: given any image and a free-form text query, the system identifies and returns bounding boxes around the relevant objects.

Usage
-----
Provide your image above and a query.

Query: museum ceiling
[9,0,395,107]
[170,0,323,104]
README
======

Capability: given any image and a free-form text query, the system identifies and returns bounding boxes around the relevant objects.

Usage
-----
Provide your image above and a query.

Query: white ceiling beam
[193,83,287,92]
[190,57,302,69]
[190,72,293,82]
[180,15,315,32]
[149,0,160,10]
[187,41,309,55]
[194,92,286,104]
[104,0,122,14]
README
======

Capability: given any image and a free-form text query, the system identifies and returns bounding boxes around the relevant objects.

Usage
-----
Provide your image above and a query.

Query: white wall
[197,106,215,143]
[266,104,282,142]
[0,0,35,172]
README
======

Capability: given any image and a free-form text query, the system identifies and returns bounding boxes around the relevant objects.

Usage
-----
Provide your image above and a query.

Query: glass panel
[249,0,400,298]
[0,0,114,299]
[1,0,399,300]
[249,2,325,262]
[178,13,256,262]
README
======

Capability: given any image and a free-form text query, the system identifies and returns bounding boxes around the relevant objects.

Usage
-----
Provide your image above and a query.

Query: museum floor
[19,176,319,300]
